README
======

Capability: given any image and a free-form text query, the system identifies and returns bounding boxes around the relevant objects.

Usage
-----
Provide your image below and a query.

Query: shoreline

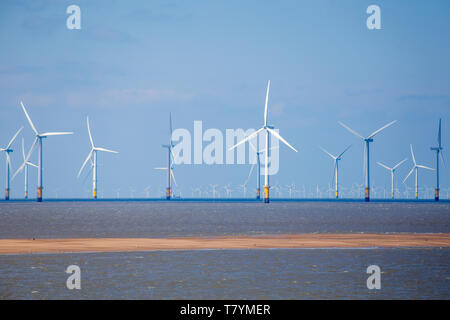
[0,233,449,255]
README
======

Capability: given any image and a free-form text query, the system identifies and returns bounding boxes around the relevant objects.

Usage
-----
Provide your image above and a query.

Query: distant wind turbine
[229,80,298,203]
[13,138,38,199]
[15,102,73,202]
[155,112,177,200]
[403,144,434,199]
[319,145,351,199]
[0,127,23,200]
[339,120,397,201]
[376,158,407,199]
[430,118,444,201]
[77,116,118,199]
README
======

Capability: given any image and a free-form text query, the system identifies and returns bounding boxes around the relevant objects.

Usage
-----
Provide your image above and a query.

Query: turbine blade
[393,158,408,170]
[440,150,445,167]
[337,144,352,158]
[228,127,263,150]
[403,167,415,183]
[438,118,442,148]
[170,147,176,164]
[410,144,416,165]
[264,80,270,127]
[245,163,255,186]
[267,128,298,152]
[319,146,336,159]
[338,121,364,140]
[12,137,38,180]
[87,116,94,148]
[27,162,38,168]
[22,138,26,160]
[248,139,257,152]
[376,161,391,171]
[20,101,39,135]
[417,164,434,171]
[41,132,73,137]
[171,169,177,187]
[6,127,23,149]
[367,120,397,139]
[77,150,93,178]
[154,167,167,170]
[95,147,118,154]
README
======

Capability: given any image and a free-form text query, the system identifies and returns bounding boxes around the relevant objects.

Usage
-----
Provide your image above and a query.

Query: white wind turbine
[403,144,434,199]
[339,120,397,201]
[15,102,73,202]
[0,127,23,200]
[229,80,298,203]
[13,138,38,199]
[319,145,351,199]
[155,112,177,200]
[77,116,118,199]
[376,158,407,199]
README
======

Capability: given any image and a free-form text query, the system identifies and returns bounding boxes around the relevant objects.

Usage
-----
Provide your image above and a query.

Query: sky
[0,0,449,199]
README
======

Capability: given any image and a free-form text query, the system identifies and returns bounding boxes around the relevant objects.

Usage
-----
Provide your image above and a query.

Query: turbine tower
[156,113,177,200]
[15,102,73,202]
[339,120,397,202]
[229,80,298,203]
[403,144,434,199]
[247,140,262,199]
[376,158,407,199]
[430,118,444,201]
[0,127,23,200]
[77,116,118,199]
[319,145,351,199]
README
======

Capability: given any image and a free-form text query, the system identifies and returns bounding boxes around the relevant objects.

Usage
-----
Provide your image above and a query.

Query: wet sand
[1,233,449,255]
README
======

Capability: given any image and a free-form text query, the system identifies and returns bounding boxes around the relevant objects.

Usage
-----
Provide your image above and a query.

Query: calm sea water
[0,201,449,299]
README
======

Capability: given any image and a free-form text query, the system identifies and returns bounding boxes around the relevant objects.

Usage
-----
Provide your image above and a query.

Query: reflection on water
[0,202,449,299]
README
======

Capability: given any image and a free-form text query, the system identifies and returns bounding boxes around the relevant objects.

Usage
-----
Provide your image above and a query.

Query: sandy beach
[0,233,449,255]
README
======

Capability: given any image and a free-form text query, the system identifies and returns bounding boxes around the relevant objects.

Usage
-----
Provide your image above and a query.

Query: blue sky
[0,0,449,198]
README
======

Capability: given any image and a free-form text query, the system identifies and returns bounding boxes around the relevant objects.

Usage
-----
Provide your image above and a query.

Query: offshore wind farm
[0,1,449,303]
[0,91,446,203]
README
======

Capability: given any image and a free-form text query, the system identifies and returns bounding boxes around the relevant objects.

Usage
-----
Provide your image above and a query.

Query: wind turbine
[245,139,278,200]
[339,120,397,201]
[430,118,444,201]
[229,80,298,203]
[15,102,73,202]
[376,158,407,199]
[77,116,118,199]
[319,145,351,199]
[155,113,177,200]
[0,127,23,200]
[13,138,38,199]
[403,144,434,199]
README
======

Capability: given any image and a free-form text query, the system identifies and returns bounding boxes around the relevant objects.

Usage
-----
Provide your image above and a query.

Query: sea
[0,201,449,299]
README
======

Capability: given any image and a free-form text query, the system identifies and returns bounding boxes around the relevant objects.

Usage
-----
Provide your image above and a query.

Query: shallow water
[0,248,449,299]
[0,202,449,299]
[0,202,449,238]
